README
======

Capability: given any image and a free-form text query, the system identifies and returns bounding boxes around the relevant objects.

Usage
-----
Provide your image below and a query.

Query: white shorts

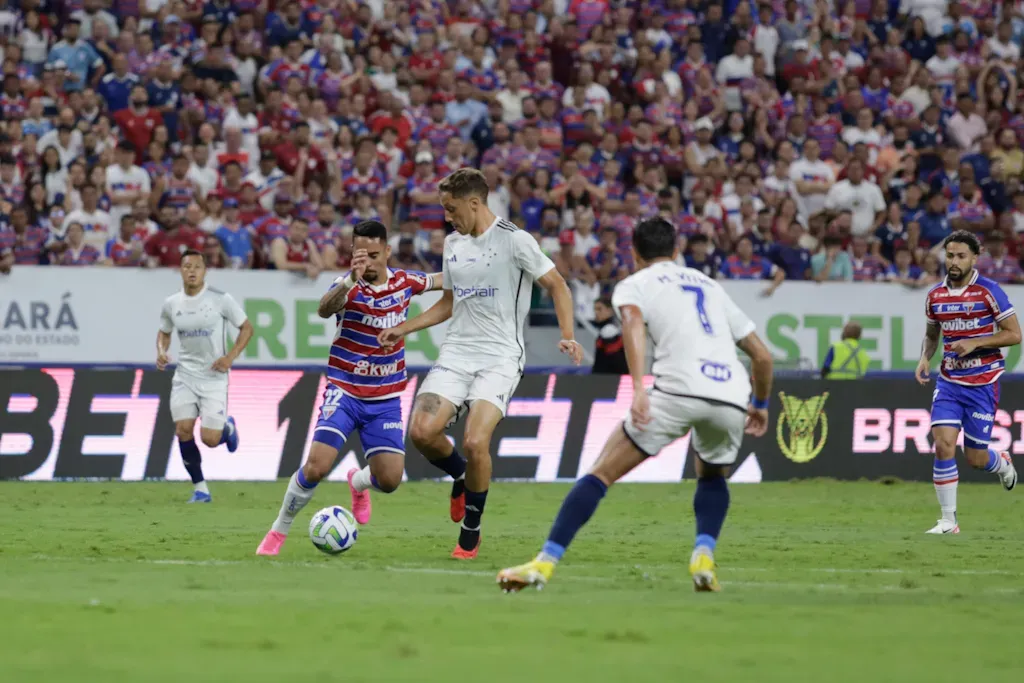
[623,389,745,466]
[170,374,228,431]
[418,360,522,418]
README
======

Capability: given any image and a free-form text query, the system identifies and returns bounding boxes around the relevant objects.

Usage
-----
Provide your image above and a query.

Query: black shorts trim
[620,423,657,459]
[651,385,746,413]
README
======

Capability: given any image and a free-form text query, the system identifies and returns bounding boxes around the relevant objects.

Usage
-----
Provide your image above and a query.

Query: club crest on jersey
[776,392,830,464]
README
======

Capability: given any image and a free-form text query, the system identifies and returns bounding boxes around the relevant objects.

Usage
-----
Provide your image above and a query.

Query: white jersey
[440,216,555,370]
[612,261,755,409]
[159,286,248,382]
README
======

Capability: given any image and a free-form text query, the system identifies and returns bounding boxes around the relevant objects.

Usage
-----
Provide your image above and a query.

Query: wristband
[337,273,355,289]
[751,396,769,410]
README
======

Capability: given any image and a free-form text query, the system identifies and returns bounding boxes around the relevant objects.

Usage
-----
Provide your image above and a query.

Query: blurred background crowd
[3,0,1024,324]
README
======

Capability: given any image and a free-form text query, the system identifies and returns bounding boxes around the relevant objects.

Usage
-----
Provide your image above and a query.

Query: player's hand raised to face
[630,391,651,429]
[351,249,370,281]
[211,356,233,373]
[558,339,583,365]
[745,406,769,437]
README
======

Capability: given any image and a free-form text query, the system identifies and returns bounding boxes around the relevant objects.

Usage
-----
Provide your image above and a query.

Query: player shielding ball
[497,218,774,593]
[157,249,253,503]
[378,168,583,559]
[916,231,1019,535]
[256,220,443,556]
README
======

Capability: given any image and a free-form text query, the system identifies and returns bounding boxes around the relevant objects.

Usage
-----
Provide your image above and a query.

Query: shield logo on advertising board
[776,392,830,463]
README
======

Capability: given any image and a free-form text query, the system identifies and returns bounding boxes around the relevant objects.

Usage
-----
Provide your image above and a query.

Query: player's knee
[933,436,957,457]
[374,469,402,493]
[175,422,195,441]
[409,418,439,449]
[200,432,221,448]
[463,434,490,461]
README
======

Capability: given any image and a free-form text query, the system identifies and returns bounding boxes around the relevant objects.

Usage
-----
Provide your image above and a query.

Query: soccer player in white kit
[157,249,254,503]
[378,169,583,559]
[497,217,775,593]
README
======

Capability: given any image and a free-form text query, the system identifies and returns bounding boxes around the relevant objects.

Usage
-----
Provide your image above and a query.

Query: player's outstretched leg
[347,450,406,524]
[965,446,1017,491]
[690,461,731,593]
[176,419,211,503]
[449,401,507,559]
[257,442,337,556]
[409,394,469,523]
[498,426,646,592]
[926,426,960,534]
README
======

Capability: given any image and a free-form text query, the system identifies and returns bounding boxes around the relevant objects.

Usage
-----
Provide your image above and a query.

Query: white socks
[935,481,958,523]
[350,466,373,492]
[271,472,317,535]
[194,481,210,495]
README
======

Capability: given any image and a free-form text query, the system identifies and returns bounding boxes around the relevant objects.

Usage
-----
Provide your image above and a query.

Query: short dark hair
[439,168,489,200]
[181,248,204,261]
[943,230,981,255]
[596,296,613,309]
[632,217,676,261]
[117,140,135,154]
[353,219,388,242]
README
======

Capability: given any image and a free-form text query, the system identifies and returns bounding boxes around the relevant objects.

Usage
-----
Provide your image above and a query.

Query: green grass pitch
[1,480,1022,683]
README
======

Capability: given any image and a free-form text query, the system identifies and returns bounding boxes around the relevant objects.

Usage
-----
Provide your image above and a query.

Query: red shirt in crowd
[273,142,326,178]
[145,226,205,267]
[113,107,165,161]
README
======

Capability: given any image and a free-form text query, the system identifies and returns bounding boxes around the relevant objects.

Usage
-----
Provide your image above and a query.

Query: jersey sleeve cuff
[996,307,1016,322]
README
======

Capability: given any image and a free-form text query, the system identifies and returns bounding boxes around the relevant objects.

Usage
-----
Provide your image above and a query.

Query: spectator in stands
[886,245,926,286]
[683,232,720,278]
[105,214,145,267]
[271,218,322,280]
[770,222,812,281]
[978,232,1024,284]
[591,297,628,375]
[812,234,854,282]
[56,221,101,266]
[825,159,887,236]
[719,234,785,296]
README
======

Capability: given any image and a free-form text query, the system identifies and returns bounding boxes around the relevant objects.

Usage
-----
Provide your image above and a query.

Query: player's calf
[175,419,210,501]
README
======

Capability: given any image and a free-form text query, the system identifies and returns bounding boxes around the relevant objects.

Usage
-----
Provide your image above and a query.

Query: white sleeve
[441,239,452,290]
[872,184,886,212]
[611,276,644,318]
[717,284,757,342]
[139,170,151,194]
[159,299,174,334]
[824,185,840,211]
[220,293,248,328]
[510,228,556,280]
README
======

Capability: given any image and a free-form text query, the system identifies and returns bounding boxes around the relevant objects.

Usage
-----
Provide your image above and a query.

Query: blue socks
[296,468,318,490]
[984,448,1002,473]
[428,449,467,480]
[541,474,608,562]
[693,476,730,553]
[179,438,204,484]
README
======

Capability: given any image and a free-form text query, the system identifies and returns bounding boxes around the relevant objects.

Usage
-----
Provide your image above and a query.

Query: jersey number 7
[680,285,714,335]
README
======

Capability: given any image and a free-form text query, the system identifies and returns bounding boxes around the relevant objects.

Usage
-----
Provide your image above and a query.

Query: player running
[378,168,583,559]
[497,218,774,593]
[157,249,253,503]
[256,220,442,556]
[916,231,1019,535]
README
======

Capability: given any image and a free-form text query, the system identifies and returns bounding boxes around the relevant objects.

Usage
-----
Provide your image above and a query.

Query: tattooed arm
[915,322,941,385]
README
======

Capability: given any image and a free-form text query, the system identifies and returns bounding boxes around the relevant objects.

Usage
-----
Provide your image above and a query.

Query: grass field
[1,480,1022,683]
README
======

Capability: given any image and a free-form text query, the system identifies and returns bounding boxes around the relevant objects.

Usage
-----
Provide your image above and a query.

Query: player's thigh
[689,402,746,470]
[174,418,198,441]
[197,380,228,432]
[958,383,997,451]
[360,398,406,461]
[467,364,521,417]
[590,424,650,485]
[170,376,200,424]
[462,398,505,457]
[309,385,357,472]
[411,366,470,436]
[930,379,964,439]
[621,391,691,463]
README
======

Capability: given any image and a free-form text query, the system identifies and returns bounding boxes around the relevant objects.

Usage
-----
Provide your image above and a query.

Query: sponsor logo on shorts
[776,392,830,464]
[454,285,498,300]
[381,421,402,430]
[971,412,994,421]
[353,360,400,377]
[940,317,982,332]
[359,310,407,329]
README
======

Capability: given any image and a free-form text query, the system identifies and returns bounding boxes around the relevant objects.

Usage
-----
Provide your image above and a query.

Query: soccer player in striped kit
[916,231,1020,535]
[256,220,442,556]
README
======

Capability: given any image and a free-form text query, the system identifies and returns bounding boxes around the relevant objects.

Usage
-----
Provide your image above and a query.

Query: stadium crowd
[2,0,1024,318]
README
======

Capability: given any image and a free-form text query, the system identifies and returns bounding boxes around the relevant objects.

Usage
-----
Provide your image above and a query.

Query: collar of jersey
[183,285,208,299]
[943,268,978,293]
[362,269,394,293]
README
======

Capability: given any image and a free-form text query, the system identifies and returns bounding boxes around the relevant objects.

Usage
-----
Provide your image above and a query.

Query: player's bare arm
[618,303,650,427]
[212,319,254,373]
[377,289,454,348]
[425,273,444,291]
[317,248,369,318]
[536,268,584,365]
[916,321,941,385]
[736,332,774,436]
[156,329,172,370]
[949,313,1022,357]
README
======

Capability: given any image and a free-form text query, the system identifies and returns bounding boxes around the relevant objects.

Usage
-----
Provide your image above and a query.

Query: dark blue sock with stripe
[540,474,608,562]
[693,476,730,552]
[429,448,467,499]
[179,439,204,484]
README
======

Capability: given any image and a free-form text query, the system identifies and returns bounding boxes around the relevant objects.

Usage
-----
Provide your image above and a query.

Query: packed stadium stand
[2,0,1023,322]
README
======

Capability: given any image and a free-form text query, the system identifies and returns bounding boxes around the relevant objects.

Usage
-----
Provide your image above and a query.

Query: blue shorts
[312,384,405,458]
[930,377,999,450]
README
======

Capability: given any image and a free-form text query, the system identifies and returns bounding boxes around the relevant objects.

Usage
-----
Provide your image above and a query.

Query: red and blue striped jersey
[329,269,430,400]
[720,255,775,280]
[925,270,1016,385]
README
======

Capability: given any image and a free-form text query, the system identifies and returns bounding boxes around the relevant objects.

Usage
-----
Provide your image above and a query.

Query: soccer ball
[308,506,359,555]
